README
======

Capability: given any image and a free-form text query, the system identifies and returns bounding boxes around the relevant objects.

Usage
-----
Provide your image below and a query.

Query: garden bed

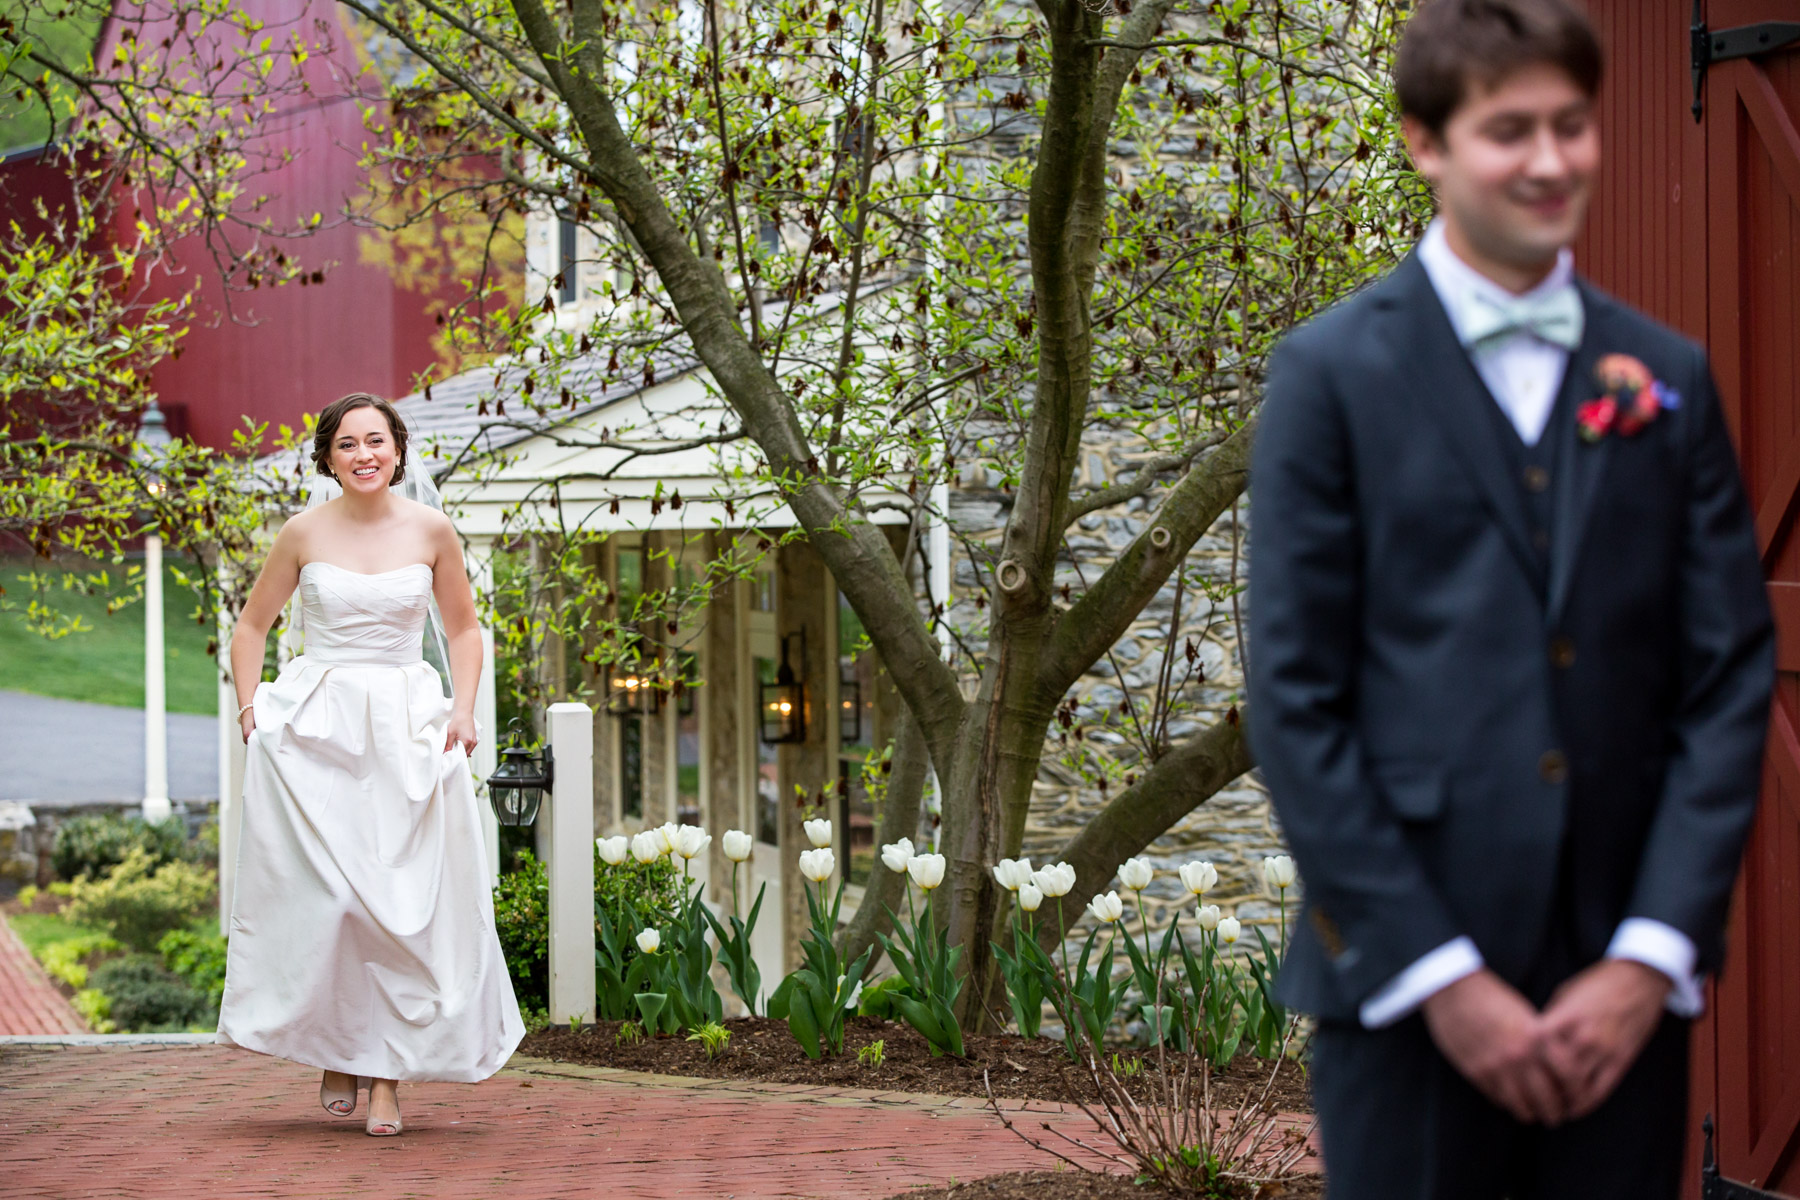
[880,1169,1324,1199]
[520,1015,1313,1114]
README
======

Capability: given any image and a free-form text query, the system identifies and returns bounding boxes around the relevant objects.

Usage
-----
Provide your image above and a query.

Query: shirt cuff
[1607,918,1704,1017]
[1358,936,1484,1028]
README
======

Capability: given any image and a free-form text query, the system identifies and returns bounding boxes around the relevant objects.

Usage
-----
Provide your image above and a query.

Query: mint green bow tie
[1461,285,1585,353]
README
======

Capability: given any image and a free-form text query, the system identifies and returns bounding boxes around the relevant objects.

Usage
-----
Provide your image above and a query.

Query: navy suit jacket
[1246,252,1775,1024]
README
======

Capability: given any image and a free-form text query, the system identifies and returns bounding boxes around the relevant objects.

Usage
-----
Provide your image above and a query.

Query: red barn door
[1701,0,1800,1192]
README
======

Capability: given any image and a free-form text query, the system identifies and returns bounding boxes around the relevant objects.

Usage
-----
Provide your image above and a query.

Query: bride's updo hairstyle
[311,392,410,486]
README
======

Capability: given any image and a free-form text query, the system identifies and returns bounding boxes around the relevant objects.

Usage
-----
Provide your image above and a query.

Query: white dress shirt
[1358,222,1704,1029]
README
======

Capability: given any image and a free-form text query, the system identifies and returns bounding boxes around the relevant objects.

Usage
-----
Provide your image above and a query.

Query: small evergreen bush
[89,953,209,1032]
[51,813,191,882]
[65,847,215,952]
[491,846,684,1009]
[158,928,228,1010]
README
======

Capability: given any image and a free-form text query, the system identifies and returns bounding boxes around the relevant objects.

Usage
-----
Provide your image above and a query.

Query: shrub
[158,928,228,1011]
[72,987,115,1033]
[492,847,683,1010]
[38,932,121,989]
[65,847,215,952]
[52,813,190,882]
[89,953,209,1032]
[492,851,550,1006]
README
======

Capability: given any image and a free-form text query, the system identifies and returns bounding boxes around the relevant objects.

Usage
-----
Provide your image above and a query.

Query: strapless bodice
[297,561,433,666]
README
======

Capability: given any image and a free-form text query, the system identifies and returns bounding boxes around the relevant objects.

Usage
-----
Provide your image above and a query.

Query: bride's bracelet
[236,701,255,720]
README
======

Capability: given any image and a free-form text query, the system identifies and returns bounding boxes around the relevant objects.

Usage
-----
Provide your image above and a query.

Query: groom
[1247,1,1775,1197]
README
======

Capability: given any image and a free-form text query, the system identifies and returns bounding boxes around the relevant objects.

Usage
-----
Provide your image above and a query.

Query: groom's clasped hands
[1422,961,1672,1127]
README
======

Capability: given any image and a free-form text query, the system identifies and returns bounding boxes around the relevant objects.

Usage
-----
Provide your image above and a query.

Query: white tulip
[843,978,863,1010]
[1033,862,1077,898]
[798,847,837,883]
[880,837,916,873]
[993,857,1034,892]
[1018,882,1044,912]
[657,822,680,854]
[630,830,664,863]
[907,853,947,891]
[803,817,834,848]
[1218,916,1242,945]
[1087,891,1125,924]
[1263,854,1298,891]
[1119,857,1154,892]
[672,825,712,860]
[636,928,661,954]
[722,830,754,863]
[1195,903,1222,931]
[1179,860,1219,896]
[597,835,630,866]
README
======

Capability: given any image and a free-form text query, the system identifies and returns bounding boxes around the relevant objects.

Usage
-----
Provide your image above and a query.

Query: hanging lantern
[485,721,554,826]
[759,631,807,744]
[607,664,662,715]
[838,671,862,744]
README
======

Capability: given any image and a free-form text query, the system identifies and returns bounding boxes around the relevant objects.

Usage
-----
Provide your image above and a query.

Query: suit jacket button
[1523,466,1551,493]
[1532,529,1550,552]
[1549,637,1575,668]
[1539,750,1569,784]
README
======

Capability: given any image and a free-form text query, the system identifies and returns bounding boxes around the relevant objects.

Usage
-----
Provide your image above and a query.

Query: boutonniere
[1576,353,1681,443]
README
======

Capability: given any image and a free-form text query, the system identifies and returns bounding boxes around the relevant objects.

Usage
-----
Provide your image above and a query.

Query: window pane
[617,545,644,614]
[676,654,701,826]
[839,760,874,886]
[838,589,873,751]
[755,655,780,844]
[620,713,643,821]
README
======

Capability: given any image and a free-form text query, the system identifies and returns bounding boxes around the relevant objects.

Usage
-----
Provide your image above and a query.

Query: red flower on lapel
[1585,353,1680,443]
[1577,397,1618,443]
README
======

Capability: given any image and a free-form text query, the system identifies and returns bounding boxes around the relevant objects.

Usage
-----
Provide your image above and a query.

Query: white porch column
[142,533,171,823]
[546,701,596,1025]
[216,608,247,937]
[475,626,500,887]
[466,540,501,887]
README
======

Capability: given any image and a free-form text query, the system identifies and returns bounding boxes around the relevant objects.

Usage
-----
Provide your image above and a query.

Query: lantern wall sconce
[838,671,862,744]
[759,631,808,744]
[607,664,663,716]
[485,719,554,826]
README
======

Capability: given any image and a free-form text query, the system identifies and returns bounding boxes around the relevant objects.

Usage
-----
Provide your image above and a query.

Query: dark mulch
[880,1168,1325,1199]
[520,1016,1313,1114]
[3,889,67,917]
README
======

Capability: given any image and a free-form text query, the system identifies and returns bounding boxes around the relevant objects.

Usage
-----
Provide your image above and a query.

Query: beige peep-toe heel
[319,1072,357,1117]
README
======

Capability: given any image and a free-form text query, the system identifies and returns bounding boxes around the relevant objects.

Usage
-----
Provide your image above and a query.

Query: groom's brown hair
[1396,0,1604,135]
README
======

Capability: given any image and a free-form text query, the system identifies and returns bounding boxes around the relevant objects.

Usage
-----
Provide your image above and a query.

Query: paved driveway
[0,691,217,804]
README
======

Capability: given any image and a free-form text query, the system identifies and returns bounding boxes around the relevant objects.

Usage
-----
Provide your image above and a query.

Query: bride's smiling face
[329,407,399,493]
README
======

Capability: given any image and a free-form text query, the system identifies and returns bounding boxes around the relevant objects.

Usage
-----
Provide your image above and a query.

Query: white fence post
[475,625,500,888]
[546,701,596,1025]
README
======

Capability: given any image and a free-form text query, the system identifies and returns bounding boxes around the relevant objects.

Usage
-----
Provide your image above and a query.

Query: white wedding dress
[215,561,525,1082]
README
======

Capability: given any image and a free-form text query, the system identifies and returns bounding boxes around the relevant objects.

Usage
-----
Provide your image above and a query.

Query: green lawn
[0,3,103,154]
[0,558,221,714]
[8,910,112,959]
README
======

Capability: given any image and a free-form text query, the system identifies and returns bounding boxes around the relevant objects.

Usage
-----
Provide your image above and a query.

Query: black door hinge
[1702,1115,1796,1200]
[1692,0,1800,122]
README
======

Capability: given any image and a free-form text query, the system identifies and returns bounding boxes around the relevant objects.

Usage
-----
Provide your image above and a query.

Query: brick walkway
[0,1043,1129,1199]
[0,921,85,1036]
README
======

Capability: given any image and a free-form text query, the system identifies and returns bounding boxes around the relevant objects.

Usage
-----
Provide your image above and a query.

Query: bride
[216,392,525,1136]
